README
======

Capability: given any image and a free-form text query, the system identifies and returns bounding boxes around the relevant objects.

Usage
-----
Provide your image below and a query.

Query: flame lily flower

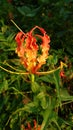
[15,26,50,74]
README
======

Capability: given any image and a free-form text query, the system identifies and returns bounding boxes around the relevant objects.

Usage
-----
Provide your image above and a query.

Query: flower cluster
[21,119,41,130]
[15,26,50,74]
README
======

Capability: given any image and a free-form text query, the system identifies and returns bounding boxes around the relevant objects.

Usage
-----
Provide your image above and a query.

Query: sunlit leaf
[31,81,40,93]
[0,79,8,93]
[60,88,73,101]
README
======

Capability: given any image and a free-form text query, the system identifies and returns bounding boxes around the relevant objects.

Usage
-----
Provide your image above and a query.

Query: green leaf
[7,33,15,42]
[41,96,48,109]
[1,25,8,33]
[38,74,55,84]
[37,91,45,99]
[39,0,50,4]
[0,79,8,93]
[24,102,38,113]
[53,69,61,105]
[36,92,48,109]
[31,81,40,93]
[10,114,19,129]
[52,119,61,130]
[41,98,52,130]
[17,6,41,17]
[47,55,58,65]
[60,88,73,101]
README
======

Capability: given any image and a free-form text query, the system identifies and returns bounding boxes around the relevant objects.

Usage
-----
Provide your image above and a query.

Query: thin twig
[36,67,60,75]
[11,19,25,34]
[0,66,29,75]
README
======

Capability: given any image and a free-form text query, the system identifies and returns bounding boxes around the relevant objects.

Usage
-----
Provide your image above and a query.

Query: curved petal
[15,32,25,48]
[15,26,50,74]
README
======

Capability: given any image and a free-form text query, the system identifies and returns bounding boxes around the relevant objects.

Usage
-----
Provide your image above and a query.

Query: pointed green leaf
[0,79,8,93]
[60,88,73,101]
[53,69,61,104]
[31,82,40,93]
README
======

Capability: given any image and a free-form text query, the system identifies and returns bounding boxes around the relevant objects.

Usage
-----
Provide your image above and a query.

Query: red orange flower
[15,26,50,74]
[60,70,66,78]
[21,119,41,130]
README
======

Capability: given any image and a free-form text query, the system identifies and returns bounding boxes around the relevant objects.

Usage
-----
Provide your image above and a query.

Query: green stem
[36,67,60,75]
[0,65,29,75]
[53,73,61,106]
[41,106,52,130]
[41,98,52,130]
[31,74,35,83]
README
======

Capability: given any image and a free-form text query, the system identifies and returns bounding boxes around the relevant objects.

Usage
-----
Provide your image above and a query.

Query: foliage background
[0,0,73,130]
